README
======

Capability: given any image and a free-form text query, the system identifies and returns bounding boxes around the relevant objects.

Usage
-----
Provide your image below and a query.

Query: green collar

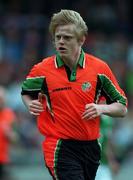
[55,49,85,68]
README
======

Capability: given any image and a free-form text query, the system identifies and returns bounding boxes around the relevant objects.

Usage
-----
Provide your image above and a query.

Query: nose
[59,37,64,44]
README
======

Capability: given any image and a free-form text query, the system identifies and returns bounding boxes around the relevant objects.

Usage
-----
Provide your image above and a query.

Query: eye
[55,35,61,40]
[64,36,72,40]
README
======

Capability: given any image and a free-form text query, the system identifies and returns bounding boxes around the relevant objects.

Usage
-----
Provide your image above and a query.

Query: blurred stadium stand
[0,0,133,179]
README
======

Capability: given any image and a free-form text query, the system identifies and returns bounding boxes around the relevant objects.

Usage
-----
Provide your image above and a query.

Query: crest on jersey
[81,82,91,92]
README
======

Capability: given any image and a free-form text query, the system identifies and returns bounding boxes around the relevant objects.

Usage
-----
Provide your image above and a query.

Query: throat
[62,57,79,70]
[62,50,81,70]
[64,61,76,70]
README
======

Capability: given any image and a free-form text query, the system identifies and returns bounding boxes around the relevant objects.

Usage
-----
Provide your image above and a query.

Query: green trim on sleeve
[22,77,45,91]
[98,74,127,106]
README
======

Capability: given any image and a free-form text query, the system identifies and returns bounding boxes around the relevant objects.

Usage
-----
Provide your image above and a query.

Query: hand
[82,103,102,120]
[28,93,45,116]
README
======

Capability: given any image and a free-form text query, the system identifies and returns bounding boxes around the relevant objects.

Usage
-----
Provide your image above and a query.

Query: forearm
[21,94,44,116]
[100,103,127,117]
[21,95,33,109]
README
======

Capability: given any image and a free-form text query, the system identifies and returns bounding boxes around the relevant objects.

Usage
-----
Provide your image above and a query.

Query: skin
[54,24,85,70]
[22,93,44,116]
[22,24,127,118]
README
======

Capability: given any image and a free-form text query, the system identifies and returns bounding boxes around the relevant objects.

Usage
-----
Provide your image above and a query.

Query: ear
[79,36,86,46]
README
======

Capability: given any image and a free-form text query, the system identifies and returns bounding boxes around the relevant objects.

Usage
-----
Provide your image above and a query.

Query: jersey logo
[81,82,91,92]
[52,86,72,92]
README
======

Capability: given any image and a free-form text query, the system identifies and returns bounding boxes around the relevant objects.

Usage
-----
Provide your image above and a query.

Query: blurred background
[0,0,133,179]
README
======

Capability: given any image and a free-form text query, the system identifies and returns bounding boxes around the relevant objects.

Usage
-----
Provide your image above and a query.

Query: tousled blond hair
[49,9,88,40]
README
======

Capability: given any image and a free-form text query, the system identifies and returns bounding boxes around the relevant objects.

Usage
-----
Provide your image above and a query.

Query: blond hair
[49,9,88,40]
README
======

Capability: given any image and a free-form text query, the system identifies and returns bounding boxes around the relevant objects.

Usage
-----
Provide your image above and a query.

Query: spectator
[0,86,17,180]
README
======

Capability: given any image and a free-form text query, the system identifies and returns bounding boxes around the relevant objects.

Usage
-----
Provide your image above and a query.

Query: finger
[30,107,44,113]
[85,105,96,111]
[30,111,41,116]
[82,108,96,117]
[87,114,97,120]
[85,103,94,108]
[30,103,44,108]
[38,92,43,103]
[38,92,45,103]
[29,105,44,112]
[29,104,44,111]
[82,111,96,119]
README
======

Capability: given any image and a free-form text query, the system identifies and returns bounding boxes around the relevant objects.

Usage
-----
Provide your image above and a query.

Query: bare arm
[82,103,127,120]
[21,93,44,116]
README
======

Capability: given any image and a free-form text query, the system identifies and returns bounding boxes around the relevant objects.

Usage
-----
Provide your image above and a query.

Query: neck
[63,50,81,70]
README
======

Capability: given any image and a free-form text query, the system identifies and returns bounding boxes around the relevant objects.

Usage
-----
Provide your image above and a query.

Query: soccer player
[0,86,17,180]
[21,9,128,180]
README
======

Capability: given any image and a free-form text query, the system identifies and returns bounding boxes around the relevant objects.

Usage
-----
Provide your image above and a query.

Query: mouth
[58,47,66,52]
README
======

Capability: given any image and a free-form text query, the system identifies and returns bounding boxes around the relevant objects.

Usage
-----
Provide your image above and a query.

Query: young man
[21,10,127,180]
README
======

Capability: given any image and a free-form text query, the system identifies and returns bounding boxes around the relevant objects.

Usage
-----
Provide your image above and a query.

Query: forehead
[55,24,76,35]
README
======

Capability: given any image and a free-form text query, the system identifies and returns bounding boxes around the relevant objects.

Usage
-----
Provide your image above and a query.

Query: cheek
[70,43,79,52]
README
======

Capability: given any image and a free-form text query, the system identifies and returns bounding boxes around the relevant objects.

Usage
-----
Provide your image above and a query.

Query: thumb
[85,103,94,109]
[85,104,90,109]
[38,92,45,103]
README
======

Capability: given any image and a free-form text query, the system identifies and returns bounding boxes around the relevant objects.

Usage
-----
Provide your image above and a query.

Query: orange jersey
[0,108,15,163]
[22,51,127,140]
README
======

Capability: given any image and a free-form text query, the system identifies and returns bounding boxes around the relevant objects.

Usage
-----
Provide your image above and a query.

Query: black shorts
[47,139,101,180]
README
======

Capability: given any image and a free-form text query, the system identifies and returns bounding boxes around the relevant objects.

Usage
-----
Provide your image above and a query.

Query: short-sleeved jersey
[21,51,127,140]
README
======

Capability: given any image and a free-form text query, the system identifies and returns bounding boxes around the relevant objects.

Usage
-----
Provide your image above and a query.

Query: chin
[60,53,67,59]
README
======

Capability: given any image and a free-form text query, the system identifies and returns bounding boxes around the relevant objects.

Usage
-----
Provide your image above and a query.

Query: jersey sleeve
[21,64,45,99]
[98,63,127,106]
